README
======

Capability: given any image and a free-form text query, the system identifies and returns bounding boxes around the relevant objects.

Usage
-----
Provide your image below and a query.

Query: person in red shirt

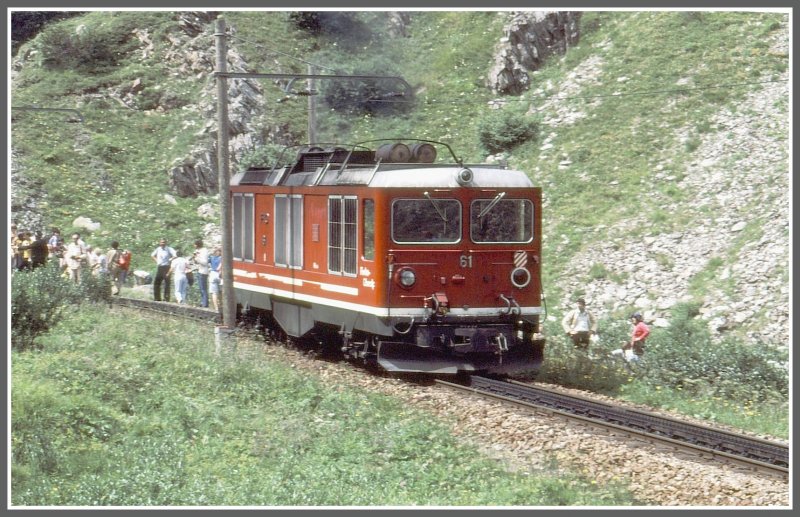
[624,312,650,356]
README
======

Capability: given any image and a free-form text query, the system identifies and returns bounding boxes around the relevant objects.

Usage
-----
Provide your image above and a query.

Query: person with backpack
[118,248,132,286]
[106,241,123,295]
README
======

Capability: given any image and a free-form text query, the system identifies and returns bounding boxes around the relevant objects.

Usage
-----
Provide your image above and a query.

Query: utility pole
[307,64,317,144]
[215,18,237,330]
[213,26,410,335]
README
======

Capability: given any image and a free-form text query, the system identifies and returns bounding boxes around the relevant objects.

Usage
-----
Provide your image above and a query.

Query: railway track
[437,376,789,478]
[113,296,789,478]
[113,296,221,323]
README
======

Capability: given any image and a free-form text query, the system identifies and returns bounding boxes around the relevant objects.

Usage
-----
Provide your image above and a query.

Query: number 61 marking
[460,255,473,268]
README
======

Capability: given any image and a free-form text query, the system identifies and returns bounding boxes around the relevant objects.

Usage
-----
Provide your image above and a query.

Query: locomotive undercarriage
[340,317,544,376]
[237,292,544,376]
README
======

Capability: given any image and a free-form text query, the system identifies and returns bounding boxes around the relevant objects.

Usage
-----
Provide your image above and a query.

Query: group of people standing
[561,297,650,361]
[59,232,132,291]
[10,225,132,291]
[10,225,49,270]
[151,238,222,311]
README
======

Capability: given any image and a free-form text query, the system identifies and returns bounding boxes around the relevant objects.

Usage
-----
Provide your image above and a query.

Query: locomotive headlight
[455,167,474,186]
[510,267,531,288]
[396,267,417,288]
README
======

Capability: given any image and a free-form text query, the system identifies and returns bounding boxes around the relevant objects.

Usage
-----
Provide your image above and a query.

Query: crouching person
[612,312,650,361]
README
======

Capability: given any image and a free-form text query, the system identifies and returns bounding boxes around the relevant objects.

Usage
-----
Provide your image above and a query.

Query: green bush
[644,303,788,402]
[321,71,414,117]
[538,302,788,405]
[477,109,540,155]
[11,261,113,351]
[36,22,134,72]
[588,263,609,280]
[11,262,80,351]
[239,143,285,170]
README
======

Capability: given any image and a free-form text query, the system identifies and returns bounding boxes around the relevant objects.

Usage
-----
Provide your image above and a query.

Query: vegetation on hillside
[12,11,788,304]
[11,305,641,506]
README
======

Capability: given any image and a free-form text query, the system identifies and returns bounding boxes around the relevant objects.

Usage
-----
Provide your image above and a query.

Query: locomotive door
[255,194,272,264]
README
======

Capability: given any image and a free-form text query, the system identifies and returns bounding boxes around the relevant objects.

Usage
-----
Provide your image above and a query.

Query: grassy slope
[12,12,211,262]
[11,306,639,506]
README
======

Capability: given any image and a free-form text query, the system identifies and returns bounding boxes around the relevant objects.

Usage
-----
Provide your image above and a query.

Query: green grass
[12,305,641,506]
[617,382,788,439]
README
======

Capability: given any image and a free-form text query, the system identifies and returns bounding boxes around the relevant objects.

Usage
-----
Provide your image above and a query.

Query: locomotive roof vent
[410,143,437,163]
[376,143,412,163]
[375,142,438,164]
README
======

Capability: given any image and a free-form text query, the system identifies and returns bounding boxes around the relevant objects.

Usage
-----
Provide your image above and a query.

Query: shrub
[321,74,414,116]
[36,22,134,72]
[289,12,371,42]
[239,143,285,170]
[11,262,80,351]
[11,262,113,351]
[645,303,788,402]
[536,317,632,393]
[588,263,608,280]
[477,109,540,155]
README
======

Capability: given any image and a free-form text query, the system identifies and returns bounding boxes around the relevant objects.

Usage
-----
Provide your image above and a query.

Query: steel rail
[112,296,221,324]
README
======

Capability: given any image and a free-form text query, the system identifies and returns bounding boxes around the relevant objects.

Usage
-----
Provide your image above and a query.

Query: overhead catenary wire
[14,78,787,118]
[228,34,338,74]
[365,78,788,106]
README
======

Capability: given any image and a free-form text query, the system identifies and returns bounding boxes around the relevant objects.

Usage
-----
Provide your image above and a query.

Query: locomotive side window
[470,198,534,243]
[363,199,374,261]
[328,196,358,276]
[275,194,303,269]
[233,193,255,261]
[391,198,461,243]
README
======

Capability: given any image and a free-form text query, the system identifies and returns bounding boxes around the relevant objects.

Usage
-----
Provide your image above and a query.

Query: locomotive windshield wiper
[478,192,506,219]
[423,191,449,222]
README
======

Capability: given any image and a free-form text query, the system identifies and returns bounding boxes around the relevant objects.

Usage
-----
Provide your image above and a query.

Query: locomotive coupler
[498,294,521,315]
[426,292,450,316]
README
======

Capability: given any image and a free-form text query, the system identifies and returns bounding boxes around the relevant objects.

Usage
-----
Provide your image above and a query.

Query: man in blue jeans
[151,238,176,301]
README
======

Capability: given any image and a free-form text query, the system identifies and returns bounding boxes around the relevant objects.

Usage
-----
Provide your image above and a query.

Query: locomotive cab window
[328,196,358,276]
[275,194,303,269]
[470,197,534,243]
[233,193,255,261]
[392,198,461,243]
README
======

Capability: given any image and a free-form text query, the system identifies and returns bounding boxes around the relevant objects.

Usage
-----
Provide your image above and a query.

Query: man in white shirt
[192,239,211,308]
[64,233,86,284]
[151,238,176,301]
[561,298,598,350]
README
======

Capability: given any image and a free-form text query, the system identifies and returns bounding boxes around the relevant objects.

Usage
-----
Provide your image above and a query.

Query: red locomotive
[230,139,545,375]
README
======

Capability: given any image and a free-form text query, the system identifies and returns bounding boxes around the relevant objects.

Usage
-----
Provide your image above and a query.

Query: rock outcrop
[487,11,582,95]
[543,22,790,348]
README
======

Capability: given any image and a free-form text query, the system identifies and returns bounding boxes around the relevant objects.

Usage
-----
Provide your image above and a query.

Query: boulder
[133,269,153,285]
[73,216,101,232]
